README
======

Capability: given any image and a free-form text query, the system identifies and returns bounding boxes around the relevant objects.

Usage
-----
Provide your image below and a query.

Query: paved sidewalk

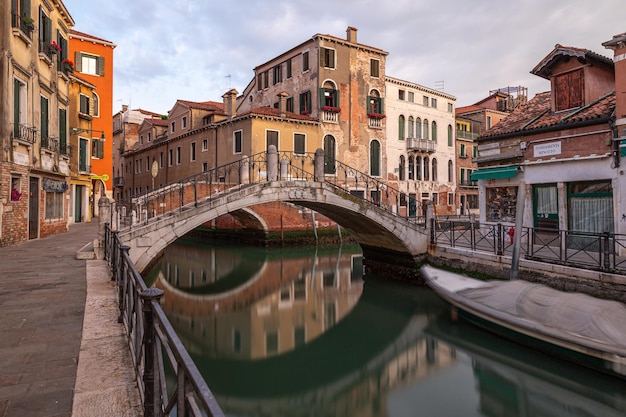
[0,222,141,417]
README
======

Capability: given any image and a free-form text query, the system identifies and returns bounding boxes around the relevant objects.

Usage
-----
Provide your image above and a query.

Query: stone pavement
[0,222,141,417]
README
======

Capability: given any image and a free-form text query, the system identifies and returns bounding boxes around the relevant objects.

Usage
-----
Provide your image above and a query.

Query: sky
[62,0,625,115]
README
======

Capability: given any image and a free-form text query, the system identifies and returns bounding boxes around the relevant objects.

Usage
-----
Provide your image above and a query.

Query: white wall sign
[534,141,561,157]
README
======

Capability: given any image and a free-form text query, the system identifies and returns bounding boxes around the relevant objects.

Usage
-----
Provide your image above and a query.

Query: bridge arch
[120,181,429,274]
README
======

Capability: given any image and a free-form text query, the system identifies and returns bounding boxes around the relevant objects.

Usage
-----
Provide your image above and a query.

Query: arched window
[368,89,382,114]
[448,160,453,182]
[416,156,422,180]
[408,116,414,138]
[321,80,339,108]
[408,155,414,180]
[423,157,430,181]
[432,121,437,142]
[432,158,438,181]
[323,135,336,174]
[423,120,429,140]
[447,124,453,146]
[370,140,381,177]
[415,118,422,139]
[399,156,405,181]
[398,115,405,140]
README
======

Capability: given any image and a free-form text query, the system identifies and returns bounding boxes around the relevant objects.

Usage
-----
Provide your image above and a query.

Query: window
[398,90,405,100]
[324,135,336,175]
[171,121,176,133]
[398,115,405,140]
[274,64,283,84]
[487,186,518,222]
[487,116,492,129]
[202,162,208,172]
[448,160,453,182]
[370,59,380,77]
[286,97,294,112]
[263,71,269,89]
[370,140,381,177]
[408,116,414,138]
[447,124,453,146]
[137,159,141,173]
[416,157,422,180]
[139,135,144,145]
[423,157,429,181]
[367,90,383,115]
[257,73,262,91]
[321,47,335,69]
[555,69,584,111]
[431,98,437,108]
[168,149,173,166]
[176,146,181,164]
[92,138,104,159]
[432,193,439,206]
[448,103,453,113]
[320,81,339,108]
[408,92,415,102]
[460,168,466,185]
[79,139,88,171]
[91,93,99,117]
[432,158,438,181]
[56,33,68,70]
[190,142,196,161]
[448,192,454,205]
[146,158,150,172]
[473,146,477,158]
[234,130,242,154]
[431,121,437,142]
[423,96,429,106]
[266,130,279,151]
[286,58,292,78]
[202,138,208,151]
[79,94,90,115]
[39,7,52,55]
[423,120,429,140]
[147,132,151,142]
[460,143,466,157]
[302,51,309,71]
[159,152,163,168]
[408,156,414,180]
[415,118,422,139]
[182,116,187,128]
[13,78,27,139]
[299,91,311,115]
[40,96,48,145]
[45,191,64,220]
[294,133,305,155]
[76,53,104,76]
[399,156,405,181]
[59,108,67,154]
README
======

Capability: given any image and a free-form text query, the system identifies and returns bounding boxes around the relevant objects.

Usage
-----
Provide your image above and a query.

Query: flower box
[321,106,341,113]
[367,112,386,119]
[62,59,74,73]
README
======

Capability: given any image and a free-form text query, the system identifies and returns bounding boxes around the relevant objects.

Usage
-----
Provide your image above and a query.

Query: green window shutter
[24,0,31,18]
[11,0,17,27]
[74,52,82,72]
[40,96,48,142]
[97,56,105,76]
[319,88,325,107]
[59,108,67,152]
[13,79,20,136]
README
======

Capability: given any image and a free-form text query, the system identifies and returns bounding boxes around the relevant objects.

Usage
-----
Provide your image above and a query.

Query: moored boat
[420,264,626,380]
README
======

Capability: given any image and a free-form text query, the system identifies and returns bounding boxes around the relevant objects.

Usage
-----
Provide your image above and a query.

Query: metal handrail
[105,224,225,417]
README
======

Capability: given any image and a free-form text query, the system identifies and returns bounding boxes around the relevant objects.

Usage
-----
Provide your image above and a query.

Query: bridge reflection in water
[146,238,626,417]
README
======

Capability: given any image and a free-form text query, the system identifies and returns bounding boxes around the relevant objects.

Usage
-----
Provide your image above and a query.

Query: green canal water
[146,238,626,417]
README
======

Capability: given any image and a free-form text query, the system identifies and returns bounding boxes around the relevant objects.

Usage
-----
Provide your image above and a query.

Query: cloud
[63,0,623,113]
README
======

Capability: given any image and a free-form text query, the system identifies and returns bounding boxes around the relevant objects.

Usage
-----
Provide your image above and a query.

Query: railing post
[110,230,120,280]
[603,232,611,270]
[240,155,249,184]
[470,214,476,250]
[267,145,278,181]
[279,158,289,180]
[118,245,130,323]
[430,218,436,245]
[141,287,164,417]
[314,149,325,182]
[496,223,503,255]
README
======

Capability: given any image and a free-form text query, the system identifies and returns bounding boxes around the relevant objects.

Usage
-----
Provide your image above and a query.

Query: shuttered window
[555,69,583,111]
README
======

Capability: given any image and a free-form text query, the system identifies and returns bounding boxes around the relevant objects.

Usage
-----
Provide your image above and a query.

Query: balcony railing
[406,138,435,152]
[456,130,478,140]
[41,136,60,152]
[114,177,124,187]
[11,123,37,144]
[458,179,477,187]
[321,110,339,123]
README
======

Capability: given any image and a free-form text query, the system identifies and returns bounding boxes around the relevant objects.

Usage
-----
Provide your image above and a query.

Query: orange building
[68,30,115,213]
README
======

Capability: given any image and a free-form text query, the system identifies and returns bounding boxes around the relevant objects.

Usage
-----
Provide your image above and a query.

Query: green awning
[470,165,519,181]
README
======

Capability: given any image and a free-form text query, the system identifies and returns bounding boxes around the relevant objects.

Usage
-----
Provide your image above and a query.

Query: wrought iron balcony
[11,124,37,144]
[456,130,478,140]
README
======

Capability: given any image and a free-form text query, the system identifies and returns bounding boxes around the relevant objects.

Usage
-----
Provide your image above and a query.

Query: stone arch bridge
[114,148,432,276]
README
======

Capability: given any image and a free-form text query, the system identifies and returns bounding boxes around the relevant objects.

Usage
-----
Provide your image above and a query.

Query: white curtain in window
[536,186,557,214]
[570,197,614,233]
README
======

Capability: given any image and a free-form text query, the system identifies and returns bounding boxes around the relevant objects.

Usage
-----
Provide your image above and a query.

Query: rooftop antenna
[434,80,444,91]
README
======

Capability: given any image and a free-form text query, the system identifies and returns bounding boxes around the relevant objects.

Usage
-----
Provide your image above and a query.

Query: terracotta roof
[479,91,616,139]
[146,118,169,127]
[531,44,613,80]
[137,109,164,117]
[177,100,224,112]
[69,29,115,47]
[456,104,484,115]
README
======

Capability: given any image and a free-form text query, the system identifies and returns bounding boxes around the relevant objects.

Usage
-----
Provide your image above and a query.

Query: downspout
[609,108,620,168]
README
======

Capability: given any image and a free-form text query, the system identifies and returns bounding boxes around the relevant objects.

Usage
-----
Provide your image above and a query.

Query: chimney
[222,89,238,118]
[346,26,357,43]
[603,32,626,138]
[277,92,288,117]
[122,104,128,112]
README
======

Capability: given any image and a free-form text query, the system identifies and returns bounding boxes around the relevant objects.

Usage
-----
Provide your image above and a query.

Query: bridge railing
[113,148,425,231]
[104,224,226,417]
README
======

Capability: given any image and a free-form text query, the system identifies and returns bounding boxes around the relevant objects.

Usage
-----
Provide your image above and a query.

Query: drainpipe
[609,109,620,168]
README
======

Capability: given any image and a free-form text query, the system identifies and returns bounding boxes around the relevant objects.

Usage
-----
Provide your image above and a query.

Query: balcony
[114,177,124,188]
[406,138,435,152]
[459,179,478,187]
[321,109,340,123]
[456,130,478,140]
[11,124,37,145]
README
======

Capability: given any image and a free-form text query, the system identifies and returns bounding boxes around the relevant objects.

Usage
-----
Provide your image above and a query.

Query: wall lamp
[70,127,106,141]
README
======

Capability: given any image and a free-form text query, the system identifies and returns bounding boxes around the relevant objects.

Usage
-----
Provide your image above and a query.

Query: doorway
[28,177,39,239]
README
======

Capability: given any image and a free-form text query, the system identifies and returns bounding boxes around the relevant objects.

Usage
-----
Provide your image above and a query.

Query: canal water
[145,237,626,417]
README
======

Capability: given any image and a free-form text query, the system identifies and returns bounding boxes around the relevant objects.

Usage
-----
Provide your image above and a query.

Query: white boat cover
[458,280,626,347]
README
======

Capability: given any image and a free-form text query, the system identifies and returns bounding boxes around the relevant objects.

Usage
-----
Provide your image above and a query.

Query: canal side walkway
[0,221,141,417]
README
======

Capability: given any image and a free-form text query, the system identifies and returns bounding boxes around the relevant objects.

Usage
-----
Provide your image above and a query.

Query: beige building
[237,26,389,193]
[1,0,76,245]
[385,77,457,216]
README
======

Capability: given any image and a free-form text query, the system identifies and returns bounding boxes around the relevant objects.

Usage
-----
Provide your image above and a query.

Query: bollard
[141,287,164,417]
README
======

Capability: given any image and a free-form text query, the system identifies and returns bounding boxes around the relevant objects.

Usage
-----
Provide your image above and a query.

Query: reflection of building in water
[156,243,365,359]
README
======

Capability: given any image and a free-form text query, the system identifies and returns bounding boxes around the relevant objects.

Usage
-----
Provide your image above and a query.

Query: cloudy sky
[62,0,624,115]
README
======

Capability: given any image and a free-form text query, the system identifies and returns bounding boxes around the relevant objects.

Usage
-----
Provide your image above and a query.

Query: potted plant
[48,41,61,55]
[22,16,35,31]
[62,58,74,73]
[367,112,386,119]
[321,105,341,113]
